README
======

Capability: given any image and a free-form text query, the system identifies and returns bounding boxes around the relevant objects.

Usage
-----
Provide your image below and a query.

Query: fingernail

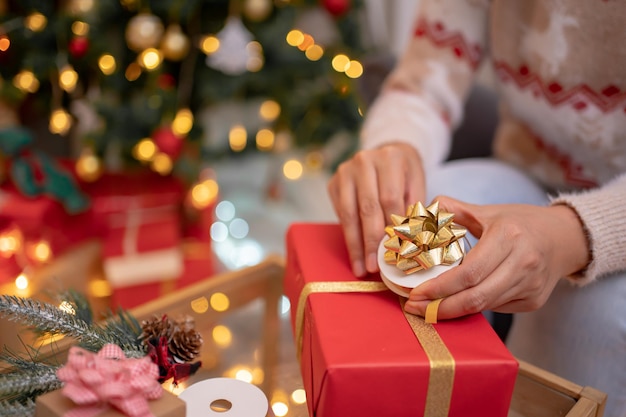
[353,260,365,277]
[404,300,428,316]
[366,253,378,273]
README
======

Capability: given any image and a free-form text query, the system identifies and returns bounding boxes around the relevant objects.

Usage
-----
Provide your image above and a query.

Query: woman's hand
[404,196,590,319]
[328,142,426,277]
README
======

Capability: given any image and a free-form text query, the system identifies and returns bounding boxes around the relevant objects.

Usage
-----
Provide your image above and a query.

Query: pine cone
[169,327,203,362]
[140,314,175,342]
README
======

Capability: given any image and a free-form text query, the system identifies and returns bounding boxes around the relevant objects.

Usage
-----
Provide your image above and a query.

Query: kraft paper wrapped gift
[284,223,518,417]
[35,388,185,417]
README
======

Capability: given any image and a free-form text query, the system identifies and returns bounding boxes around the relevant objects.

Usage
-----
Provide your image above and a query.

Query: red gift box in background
[83,171,215,309]
[0,169,216,311]
[284,223,518,417]
[0,185,96,283]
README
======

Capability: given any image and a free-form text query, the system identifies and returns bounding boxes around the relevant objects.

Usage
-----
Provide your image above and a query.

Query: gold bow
[383,201,467,273]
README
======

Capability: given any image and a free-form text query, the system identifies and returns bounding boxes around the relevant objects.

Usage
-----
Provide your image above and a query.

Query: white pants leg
[426,158,626,417]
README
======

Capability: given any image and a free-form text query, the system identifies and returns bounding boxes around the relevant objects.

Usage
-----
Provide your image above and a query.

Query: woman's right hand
[327,142,426,277]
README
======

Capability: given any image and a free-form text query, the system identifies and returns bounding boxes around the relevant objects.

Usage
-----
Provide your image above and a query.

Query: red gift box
[85,172,186,290]
[284,224,518,417]
[0,186,95,283]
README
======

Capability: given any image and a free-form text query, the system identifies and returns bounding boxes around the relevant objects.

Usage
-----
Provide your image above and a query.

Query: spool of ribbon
[56,344,163,417]
[382,201,466,274]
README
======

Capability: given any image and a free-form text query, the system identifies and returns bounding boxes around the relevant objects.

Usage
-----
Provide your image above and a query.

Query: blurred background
[0,0,426,306]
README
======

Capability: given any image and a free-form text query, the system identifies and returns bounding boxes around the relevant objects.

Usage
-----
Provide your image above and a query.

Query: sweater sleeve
[360,0,490,171]
[550,172,626,285]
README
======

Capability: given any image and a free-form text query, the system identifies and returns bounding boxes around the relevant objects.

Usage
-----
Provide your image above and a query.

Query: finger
[376,145,425,224]
[407,223,513,305]
[330,165,367,277]
[405,257,517,319]
[354,159,387,273]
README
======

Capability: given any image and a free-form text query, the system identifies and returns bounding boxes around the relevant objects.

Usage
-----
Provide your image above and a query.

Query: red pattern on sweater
[530,133,598,188]
[494,61,626,113]
[414,18,483,69]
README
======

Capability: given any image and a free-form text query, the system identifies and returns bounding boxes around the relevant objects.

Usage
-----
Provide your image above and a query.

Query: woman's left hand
[404,196,590,319]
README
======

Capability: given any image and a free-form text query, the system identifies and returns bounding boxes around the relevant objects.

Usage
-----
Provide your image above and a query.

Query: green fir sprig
[0,366,61,401]
[0,295,142,355]
[0,398,36,417]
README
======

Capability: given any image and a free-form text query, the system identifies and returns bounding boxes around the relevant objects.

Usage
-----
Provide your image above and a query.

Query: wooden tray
[33,256,606,417]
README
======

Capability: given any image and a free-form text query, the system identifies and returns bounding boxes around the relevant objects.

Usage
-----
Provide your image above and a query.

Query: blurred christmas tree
[0,0,367,182]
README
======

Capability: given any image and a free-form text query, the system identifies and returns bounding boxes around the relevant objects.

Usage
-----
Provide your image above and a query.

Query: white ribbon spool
[179,378,269,417]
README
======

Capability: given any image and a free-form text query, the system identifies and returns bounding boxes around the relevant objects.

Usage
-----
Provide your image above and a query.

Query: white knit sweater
[361,0,626,284]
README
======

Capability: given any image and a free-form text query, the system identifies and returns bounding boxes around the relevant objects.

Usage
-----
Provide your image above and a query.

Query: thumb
[432,196,484,239]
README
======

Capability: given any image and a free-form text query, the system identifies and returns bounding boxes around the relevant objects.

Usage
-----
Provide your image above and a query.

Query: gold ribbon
[295,279,455,417]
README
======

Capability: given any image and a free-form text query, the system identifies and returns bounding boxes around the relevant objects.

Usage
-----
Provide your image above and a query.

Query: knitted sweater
[361,0,626,285]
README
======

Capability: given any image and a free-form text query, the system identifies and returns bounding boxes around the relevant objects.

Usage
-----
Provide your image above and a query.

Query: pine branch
[0,398,35,417]
[0,295,121,350]
[101,308,144,351]
[54,289,93,325]
[0,367,61,400]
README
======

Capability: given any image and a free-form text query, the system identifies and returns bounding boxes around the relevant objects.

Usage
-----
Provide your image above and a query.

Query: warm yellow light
[259,100,280,121]
[98,54,117,75]
[125,62,142,81]
[345,60,364,78]
[190,179,219,210]
[151,152,173,175]
[13,70,39,93]
[139,48,162,70]
[191,296,209,313]
[25,12,47,32]
[200,35,220,54]
[59,300,76,315]
[305,44,323,61]
[358,106,364,116]
[172,108,193,136]
[297,34,314,51]
[71,21,89,36]
[283,159,303,180]
[49,109,73,135]
[272,402,289,417]
[291,389,307,404]
[229,125,247,152]
[210,292,230,312]
[256,129,274,151]
[212,325,232,347]
[133,138,157,161]
[59,65,79,93]
[89,279,112,298]
[75,151,102,182]
[245,41,264,72]
[33,240,51,262]
[286,29,304,47]
[235,369,253,383]
[0,36,10,52]
[332,54,350,72]
[15,274,29,290]
[0,229,21,255]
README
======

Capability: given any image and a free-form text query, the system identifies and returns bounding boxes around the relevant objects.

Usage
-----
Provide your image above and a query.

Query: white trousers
[427,158,626,417]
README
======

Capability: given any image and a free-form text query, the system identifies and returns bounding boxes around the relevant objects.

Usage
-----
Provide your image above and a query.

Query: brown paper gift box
[35,387,186,417]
